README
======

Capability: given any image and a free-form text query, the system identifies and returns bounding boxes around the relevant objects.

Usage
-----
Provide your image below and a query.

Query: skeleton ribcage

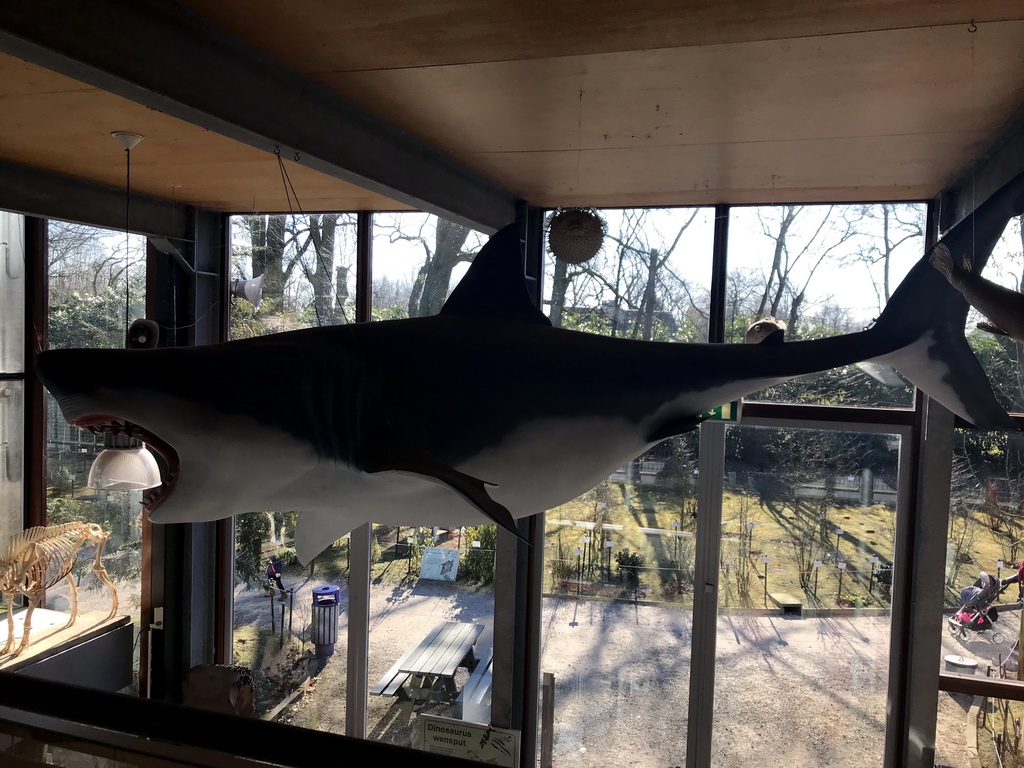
[2,525,83,592]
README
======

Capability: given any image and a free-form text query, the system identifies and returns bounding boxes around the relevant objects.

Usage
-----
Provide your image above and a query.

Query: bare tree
[371,214,484,318]
[848,204,924,311]
[48,221,144,303]
[752,205,858,338]
[548,208,705,341]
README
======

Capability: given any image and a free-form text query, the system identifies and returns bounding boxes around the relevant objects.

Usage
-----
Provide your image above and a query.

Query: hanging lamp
[86,132,161,492]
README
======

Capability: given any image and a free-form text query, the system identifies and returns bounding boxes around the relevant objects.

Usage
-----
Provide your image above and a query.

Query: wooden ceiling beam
[937,99,1024,229]
[0,1,519,231]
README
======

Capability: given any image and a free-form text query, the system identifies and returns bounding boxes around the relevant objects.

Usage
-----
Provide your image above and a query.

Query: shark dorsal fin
[440,223,551,326]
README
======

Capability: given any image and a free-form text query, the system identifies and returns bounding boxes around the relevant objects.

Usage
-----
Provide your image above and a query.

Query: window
[226,213,358,719]
[229,213,357,338]
[714,424,901,766]
[728,203,925,408]
[0,210,25,549]
[964,214,1024,414]
[935,427,1024,763]
[541,207,713,764]
[44,219,147,687]
[366,212,495,745]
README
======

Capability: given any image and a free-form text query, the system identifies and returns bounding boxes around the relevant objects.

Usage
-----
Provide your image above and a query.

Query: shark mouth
[71,414,179,511]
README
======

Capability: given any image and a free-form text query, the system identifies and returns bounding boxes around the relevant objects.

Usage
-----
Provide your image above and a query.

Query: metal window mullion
[685,202,728,766]
[346,213,373,738]
[884,392,954,768]
[23,216,46,531]
[686,421,725,767]
[346,523,372,738]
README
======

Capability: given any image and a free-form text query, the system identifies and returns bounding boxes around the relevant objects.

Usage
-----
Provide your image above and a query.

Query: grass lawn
[544,477,1024,610]
[264,477,1024,611]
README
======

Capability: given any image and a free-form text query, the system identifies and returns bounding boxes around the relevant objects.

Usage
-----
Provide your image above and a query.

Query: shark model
[37,174,1024,563]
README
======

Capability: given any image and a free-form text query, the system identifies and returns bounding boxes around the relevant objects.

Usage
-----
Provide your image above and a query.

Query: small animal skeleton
[0,522,119,656]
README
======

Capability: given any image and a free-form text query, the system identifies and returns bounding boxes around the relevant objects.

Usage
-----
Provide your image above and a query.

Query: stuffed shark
[36,174,1024,563]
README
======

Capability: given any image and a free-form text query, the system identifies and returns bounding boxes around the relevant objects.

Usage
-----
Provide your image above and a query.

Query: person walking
[266,555,287,601]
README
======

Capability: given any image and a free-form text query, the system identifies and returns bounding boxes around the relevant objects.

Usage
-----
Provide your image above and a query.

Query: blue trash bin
[311,585,341,657]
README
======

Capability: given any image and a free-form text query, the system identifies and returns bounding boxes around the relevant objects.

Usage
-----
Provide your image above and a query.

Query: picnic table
[371,621,484,704]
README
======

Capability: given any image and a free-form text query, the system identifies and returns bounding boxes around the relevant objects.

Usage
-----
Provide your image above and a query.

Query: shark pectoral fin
[294,511,363,565]
[358,441,526,543]
[977,321,1010,337]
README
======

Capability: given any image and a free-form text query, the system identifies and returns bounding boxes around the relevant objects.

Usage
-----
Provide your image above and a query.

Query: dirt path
[235,572,972,767]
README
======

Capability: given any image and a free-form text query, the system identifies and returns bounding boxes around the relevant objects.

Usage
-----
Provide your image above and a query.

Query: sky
[225,204,1023,330]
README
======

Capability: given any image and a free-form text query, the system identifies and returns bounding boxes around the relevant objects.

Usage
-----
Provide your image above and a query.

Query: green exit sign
[702,400,741,422]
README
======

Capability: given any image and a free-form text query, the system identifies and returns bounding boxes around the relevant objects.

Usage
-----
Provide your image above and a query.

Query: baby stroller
[948,571,1007,643]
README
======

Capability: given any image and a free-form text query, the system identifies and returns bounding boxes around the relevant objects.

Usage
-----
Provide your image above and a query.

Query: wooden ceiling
[3,1,1024,220]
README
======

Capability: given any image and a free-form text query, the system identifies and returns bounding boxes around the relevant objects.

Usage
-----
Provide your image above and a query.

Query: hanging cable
[273,147,351,326]
[124,144,131,341]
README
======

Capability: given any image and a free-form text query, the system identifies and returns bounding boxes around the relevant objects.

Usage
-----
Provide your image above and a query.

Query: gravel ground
[233,570,974,767]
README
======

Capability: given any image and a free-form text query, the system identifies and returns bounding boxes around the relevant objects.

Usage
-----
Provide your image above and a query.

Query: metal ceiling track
[0,157,191,239]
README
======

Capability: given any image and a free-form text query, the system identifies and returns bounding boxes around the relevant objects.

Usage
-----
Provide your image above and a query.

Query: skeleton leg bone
[63,571,79,630]
[14,593,40,656]
[89,531,118,619]
[2,591,14,655]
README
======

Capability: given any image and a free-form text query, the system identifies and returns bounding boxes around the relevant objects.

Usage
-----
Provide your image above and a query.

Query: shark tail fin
[871,175,1024,431]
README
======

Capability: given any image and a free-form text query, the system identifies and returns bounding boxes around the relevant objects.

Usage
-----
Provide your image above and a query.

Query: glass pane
[937,430,1024,765]
[372,212,486,319]
[233,527,350,723]
[937,429,1024,766]
[225,213,358,721]
[0,381,23,548]
[367,213,494,747]
[0,211,25,373]
[229,213,358,338]
[544,207,714,340]
[367,524,496,745]
[543,434,699,765]
[964,213,1024,414]
[540,207,713,765]
[728,203,924,407]
[714,425,900,767]
[44,219,146,689]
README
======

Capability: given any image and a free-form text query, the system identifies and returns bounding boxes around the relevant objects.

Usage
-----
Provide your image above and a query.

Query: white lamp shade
[88,445,161,490]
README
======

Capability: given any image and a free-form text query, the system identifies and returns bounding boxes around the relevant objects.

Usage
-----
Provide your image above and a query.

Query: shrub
[615,548,646,588]
[275,546,299,566]
[459,525,497,584]
[838,592,870,608]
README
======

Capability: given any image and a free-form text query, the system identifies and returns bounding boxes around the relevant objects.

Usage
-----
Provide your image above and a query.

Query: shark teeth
[70,414,180,511]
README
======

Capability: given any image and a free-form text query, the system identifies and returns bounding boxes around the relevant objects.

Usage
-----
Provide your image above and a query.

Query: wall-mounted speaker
[127,318,160,349]
[230,275,264,309]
